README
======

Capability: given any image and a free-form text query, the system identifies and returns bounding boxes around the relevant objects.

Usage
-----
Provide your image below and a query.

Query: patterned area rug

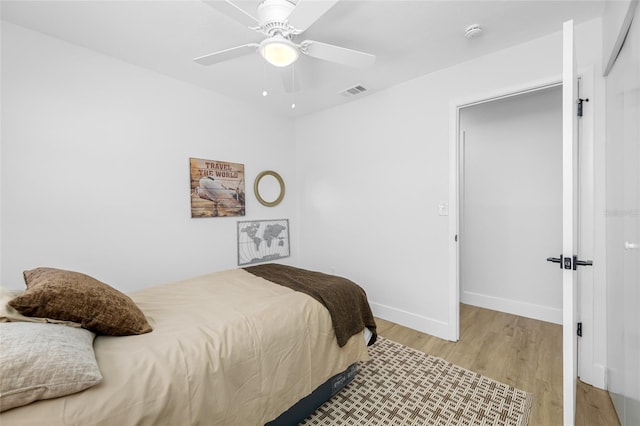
[301,337,532,425]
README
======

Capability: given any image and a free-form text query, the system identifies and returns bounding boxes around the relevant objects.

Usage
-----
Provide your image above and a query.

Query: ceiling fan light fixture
[259,35,299,67]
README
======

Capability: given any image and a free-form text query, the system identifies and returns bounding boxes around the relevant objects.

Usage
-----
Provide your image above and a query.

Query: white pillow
[0,322,103,412]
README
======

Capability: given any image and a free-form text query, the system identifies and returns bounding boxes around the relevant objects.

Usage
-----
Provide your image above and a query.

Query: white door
[560,19,591,425]
[561,19,577,426]
[605,4,640,424]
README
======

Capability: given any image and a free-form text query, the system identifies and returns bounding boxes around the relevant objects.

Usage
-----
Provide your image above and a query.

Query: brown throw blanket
[243,264,377,347]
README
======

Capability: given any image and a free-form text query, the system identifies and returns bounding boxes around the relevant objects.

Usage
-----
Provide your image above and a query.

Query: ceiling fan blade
[202,0,258,28]
[194,44,259,66]
[286,0,340,32]
[301,40,376,68]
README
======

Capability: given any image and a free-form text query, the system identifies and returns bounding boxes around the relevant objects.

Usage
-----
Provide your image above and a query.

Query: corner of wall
[370,301,451,341]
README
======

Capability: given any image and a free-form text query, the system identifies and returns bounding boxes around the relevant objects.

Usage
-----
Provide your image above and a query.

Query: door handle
[546,255,563,269]
[625,242,639,250]
[573,256,593,269]
[547,255,593,270]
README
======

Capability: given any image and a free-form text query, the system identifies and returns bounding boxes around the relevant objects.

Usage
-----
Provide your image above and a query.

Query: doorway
[458,85,563,324]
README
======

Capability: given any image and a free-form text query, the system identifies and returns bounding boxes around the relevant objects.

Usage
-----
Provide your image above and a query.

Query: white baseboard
[461,291,562,324]
[581,363,607,390]
[369,301,450,341]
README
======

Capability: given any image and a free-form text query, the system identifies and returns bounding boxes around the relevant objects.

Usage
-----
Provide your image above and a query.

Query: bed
[0,264,377,425]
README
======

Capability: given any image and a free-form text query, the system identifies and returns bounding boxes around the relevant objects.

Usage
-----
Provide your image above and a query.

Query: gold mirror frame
[254,170,285,207]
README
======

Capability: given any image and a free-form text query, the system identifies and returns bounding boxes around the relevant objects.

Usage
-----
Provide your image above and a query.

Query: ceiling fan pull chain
[291,64,296,109]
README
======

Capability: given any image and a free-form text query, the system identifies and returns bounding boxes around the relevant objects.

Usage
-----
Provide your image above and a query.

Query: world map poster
[237,219,290,266]
[190,157,245,218]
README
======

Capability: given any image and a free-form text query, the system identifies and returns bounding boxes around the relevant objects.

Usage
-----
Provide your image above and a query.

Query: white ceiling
[1,0,606,118]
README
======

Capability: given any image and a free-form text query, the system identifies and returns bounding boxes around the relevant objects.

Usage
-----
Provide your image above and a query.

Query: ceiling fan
[194,0,376,69]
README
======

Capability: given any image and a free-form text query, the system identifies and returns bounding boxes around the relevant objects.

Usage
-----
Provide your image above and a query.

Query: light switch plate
[438,202,449,216]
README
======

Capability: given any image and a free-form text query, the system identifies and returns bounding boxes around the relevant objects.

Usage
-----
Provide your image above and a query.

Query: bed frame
[267,363,358,425]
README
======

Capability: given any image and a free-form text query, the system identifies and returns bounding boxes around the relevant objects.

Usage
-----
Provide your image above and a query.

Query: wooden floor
[375,304,619,426]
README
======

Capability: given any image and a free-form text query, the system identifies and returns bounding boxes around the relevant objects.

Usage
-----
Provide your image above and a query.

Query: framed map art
[237,219,290,266]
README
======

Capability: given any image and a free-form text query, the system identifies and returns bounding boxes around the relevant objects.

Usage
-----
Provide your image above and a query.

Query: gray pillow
[0,322,103,412]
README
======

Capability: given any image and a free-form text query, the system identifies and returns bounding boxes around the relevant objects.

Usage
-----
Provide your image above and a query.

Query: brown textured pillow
[9,268,152,336]
[1,286,82,327]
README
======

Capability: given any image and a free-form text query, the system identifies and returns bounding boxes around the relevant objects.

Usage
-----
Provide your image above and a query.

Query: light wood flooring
[375,304,619,426]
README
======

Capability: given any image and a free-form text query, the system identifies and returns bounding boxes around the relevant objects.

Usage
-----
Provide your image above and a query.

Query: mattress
[0,268,370,425]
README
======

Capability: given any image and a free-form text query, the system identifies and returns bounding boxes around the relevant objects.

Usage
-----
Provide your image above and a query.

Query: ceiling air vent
[340,85,368,97]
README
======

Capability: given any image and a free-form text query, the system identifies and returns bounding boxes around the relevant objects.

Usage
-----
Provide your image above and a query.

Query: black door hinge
[577,98,589,117]
[577,322,582,337]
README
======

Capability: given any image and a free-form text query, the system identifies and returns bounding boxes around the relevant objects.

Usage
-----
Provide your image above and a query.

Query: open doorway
[458,85,563,324]
[448,67,598,386]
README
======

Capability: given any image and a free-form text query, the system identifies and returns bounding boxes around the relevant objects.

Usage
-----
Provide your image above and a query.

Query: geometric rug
[300,337,533,425]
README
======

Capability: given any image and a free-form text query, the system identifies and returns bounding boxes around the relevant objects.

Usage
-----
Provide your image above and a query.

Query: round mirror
[254,170,285,207]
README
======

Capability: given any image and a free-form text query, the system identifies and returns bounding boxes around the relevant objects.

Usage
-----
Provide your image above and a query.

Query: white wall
[459,86,563,324]
[295,18,606,381]
[0,22,297,293]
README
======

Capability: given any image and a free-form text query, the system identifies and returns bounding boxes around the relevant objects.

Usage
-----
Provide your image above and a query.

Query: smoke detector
[464,24,483,39]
